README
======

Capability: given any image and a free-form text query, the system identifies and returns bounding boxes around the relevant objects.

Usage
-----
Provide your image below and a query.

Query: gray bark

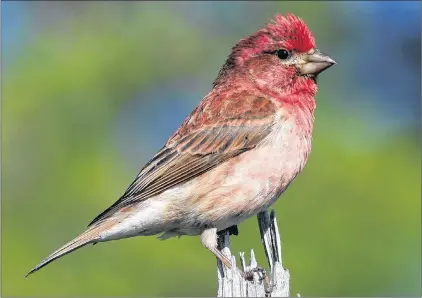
[216,210,297,297]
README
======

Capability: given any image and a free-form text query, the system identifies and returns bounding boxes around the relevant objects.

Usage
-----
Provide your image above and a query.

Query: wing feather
[88,92,277,226]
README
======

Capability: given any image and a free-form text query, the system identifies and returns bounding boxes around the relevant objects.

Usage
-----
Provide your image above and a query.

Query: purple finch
[27,13,335,278]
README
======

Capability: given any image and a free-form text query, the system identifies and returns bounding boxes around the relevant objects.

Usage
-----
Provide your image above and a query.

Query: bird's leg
[201,228,234,268]
[209,244,235,269]
[225,225,239,236]
[201,228,245,277]
[201,228,270,285]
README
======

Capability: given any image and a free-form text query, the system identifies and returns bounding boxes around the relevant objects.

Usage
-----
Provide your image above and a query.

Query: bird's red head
[265,13,316,53]
[233,13,316,65]
[214,13,335,93]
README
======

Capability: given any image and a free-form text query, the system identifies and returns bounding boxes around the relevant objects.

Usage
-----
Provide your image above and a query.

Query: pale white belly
[100,117,311,241]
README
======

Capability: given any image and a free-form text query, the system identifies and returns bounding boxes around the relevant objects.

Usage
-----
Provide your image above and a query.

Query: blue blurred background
[2,1,420,296]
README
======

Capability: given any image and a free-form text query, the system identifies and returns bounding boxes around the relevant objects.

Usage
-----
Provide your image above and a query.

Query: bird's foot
[243,266,273,296]
[244,266,266,281]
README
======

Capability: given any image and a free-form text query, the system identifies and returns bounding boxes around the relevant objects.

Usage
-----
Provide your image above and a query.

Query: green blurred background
[2,1,420,296]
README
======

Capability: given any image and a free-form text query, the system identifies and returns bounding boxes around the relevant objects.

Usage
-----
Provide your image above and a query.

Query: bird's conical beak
[300,50,336,76]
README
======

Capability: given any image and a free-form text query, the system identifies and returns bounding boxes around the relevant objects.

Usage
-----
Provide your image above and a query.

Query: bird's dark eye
[276,49,290,60]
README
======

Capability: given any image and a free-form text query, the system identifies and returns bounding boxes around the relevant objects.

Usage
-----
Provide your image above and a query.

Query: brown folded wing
[88,92,277,227]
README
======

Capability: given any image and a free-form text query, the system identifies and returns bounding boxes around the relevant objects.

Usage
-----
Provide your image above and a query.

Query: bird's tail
[25,222,113,278]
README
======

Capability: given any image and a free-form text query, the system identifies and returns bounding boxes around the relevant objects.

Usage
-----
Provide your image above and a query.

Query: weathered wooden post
[216,209,296,297]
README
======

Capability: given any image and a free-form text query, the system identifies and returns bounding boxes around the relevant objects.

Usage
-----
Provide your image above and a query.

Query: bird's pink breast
[101,106,314,240]
[178,109,313,231]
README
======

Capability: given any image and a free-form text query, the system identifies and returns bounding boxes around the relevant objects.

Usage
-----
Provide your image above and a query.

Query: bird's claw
[244,266,267,282]
[243,266,273,296]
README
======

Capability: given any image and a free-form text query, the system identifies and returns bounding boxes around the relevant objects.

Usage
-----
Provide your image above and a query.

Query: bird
[26,13,335,278]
